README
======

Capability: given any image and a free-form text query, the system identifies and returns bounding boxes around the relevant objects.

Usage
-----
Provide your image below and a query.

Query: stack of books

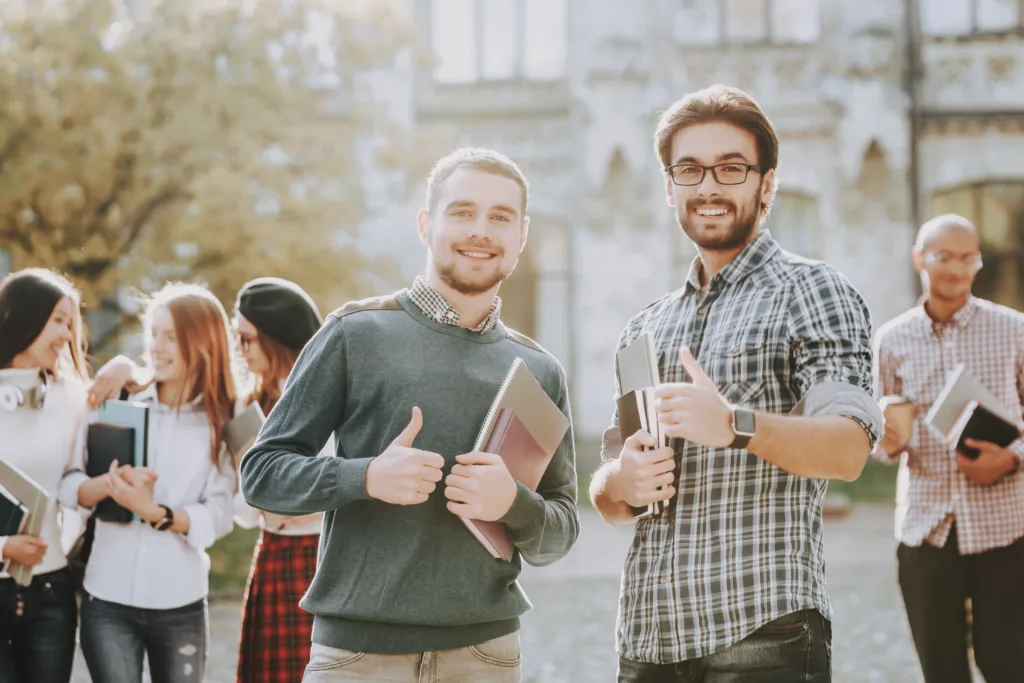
[615,332,667,519]
[461,357,571,562]
[924,364,1022,459]
[0,459,50,586]
[87,399,151,523]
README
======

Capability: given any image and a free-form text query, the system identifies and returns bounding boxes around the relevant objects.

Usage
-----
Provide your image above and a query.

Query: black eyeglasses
[664,163,762,187]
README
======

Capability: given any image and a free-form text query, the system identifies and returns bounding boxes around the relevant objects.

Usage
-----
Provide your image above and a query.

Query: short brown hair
[654,84,779,173]
[425,147,529,215]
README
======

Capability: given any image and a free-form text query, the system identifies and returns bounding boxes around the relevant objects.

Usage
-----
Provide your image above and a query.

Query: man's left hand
[655,348,733,448]
[444,452,518,521]
[956,439,1018,486]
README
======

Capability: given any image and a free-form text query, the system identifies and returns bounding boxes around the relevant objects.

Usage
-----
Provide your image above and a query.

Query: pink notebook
[460,408,552,561]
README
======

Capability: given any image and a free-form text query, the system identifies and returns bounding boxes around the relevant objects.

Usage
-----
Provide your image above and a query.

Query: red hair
[144,283,240,465]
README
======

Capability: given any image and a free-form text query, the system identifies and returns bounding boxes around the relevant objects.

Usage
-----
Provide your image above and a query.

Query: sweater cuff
[1008,438,1024,473]
[329,457,373,507]
[499,481,545,537]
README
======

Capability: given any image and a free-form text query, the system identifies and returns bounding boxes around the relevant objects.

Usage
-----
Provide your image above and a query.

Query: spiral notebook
[463,358,570,561]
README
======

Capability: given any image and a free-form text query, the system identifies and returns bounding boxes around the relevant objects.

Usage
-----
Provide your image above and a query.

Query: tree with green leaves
[0,0,442,352]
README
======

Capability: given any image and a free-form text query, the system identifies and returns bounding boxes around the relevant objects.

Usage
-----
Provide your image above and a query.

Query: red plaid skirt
[236,530,319,683]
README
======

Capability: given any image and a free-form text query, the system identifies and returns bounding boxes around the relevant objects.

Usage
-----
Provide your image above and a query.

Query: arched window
[931,182,1024,311]
[767,191,820,257]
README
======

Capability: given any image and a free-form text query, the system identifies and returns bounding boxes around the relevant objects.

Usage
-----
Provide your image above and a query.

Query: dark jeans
[617,609,832,683]
[897,525,1024,683]
[0,567,77,683]
[80,592,208,683]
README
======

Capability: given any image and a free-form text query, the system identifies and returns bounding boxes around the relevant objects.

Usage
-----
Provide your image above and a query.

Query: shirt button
[698,307,706,315]
[660,576,668,584]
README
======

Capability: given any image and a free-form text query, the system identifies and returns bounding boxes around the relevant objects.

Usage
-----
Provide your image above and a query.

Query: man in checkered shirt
[872,214,1024,683]
[589,84,883,682]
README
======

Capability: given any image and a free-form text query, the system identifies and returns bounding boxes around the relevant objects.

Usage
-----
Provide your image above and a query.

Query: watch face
[734,408,756,436]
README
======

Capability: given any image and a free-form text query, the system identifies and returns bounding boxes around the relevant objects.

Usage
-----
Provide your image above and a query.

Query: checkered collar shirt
[606,229,879,664]
[873,296,1024,555]
[407,276,502,334]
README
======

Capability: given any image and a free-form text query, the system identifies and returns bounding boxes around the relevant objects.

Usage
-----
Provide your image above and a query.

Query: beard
[676,189,762,251]
[433,240,514,296]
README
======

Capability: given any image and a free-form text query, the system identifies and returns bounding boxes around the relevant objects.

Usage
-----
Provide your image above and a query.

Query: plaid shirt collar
[682,229,780,296]
[908,295,981,334]
[408,276,502,334]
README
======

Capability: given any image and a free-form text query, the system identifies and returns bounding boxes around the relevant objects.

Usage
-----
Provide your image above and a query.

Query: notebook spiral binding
[472,357,524,452]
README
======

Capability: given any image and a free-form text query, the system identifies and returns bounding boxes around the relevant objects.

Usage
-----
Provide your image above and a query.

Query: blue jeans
[617,609,832,683]
[0,567,78,683]
[80,593,208,683]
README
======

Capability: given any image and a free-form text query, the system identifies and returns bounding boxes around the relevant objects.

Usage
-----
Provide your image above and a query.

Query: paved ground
[72,504,926,682]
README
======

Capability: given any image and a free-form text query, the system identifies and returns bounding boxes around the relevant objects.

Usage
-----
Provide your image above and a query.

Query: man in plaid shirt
[873,213,1024,683]
[590,84,883,682]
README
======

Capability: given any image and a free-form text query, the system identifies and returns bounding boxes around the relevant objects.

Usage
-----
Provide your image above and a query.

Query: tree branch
[0,131,27,173]
[121,185,182,256]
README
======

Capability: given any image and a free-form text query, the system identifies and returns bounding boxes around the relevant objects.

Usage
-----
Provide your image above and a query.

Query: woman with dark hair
[232,277,325,683]
[0,268,91,683]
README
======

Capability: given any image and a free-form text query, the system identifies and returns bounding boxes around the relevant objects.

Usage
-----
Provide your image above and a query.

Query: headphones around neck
[0,370,48,412]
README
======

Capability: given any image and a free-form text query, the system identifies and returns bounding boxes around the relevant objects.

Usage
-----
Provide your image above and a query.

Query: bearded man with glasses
[872,213,1024,683]
[590,84,882,682]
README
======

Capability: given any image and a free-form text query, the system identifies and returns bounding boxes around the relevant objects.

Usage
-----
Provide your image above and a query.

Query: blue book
[93,399,150,522]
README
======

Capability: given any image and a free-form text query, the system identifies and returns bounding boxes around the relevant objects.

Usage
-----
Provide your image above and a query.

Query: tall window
[432,0,568,84]
[931,182,1024,311]
[767,191,820,257]
[921,0,1023,36]
[673,0,821,45]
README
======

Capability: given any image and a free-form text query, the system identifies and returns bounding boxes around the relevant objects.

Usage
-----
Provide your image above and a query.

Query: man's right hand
[366,407,445,505]
[608,431,676,508]
[2,536,47,567]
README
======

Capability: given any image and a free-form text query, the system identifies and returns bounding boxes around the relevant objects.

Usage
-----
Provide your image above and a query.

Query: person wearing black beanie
[232,277,327,683]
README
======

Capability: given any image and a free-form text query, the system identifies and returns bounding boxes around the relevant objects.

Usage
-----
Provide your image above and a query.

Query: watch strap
[150,504,174,531]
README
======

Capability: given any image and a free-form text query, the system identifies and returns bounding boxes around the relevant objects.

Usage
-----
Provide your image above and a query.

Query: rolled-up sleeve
[788,265,882,449]
[183,451,236,550]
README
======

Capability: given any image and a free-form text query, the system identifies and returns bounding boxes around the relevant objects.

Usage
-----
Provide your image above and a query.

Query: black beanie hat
[236,277,323,352]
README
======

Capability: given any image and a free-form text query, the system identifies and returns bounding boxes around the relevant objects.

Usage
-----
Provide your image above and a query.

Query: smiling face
[913,223,982,304]
[148,305,185,384]
[417,167,529,297]
[665,121,774,252]
[17,296,74,373]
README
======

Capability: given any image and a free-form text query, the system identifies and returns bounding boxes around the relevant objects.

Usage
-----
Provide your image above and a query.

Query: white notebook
[924,364,1015,437]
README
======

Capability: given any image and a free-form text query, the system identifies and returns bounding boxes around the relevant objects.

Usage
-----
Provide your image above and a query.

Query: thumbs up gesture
[654,347,735,448]
[366,407,446,505]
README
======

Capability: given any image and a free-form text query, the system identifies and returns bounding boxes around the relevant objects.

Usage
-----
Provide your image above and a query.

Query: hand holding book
[609,430,676,510]
[444,452,518,521]
[955,438,1019,486]
[1,535,47,568]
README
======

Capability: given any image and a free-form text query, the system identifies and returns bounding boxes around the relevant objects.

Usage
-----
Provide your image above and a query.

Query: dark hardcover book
[86,424,136,523]
[461,408,557,562]
[616,390,661,519]
[948,400,1021,460]
[0,485,28,536]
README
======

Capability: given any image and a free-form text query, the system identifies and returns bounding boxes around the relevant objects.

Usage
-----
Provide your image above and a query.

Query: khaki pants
[302,632,522,683]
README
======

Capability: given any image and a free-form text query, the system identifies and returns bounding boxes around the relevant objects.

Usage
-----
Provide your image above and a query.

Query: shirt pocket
[702,327,770,388]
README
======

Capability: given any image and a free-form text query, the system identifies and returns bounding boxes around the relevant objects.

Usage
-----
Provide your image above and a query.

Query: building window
[674,0,820,45]
[931,182,1024,311]
[432,0,568,84]
[920,0,1023,36]
[767,191,820,257]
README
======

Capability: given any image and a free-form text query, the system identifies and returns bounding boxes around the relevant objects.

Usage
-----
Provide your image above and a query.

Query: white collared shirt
[0,369,87,578]
[59,386,236,609]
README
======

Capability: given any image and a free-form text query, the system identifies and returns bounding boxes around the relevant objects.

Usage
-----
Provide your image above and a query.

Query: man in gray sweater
[240,147,579,682]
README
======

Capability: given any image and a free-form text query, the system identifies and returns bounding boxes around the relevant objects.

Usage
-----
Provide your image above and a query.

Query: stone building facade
[349,0,1024,462]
